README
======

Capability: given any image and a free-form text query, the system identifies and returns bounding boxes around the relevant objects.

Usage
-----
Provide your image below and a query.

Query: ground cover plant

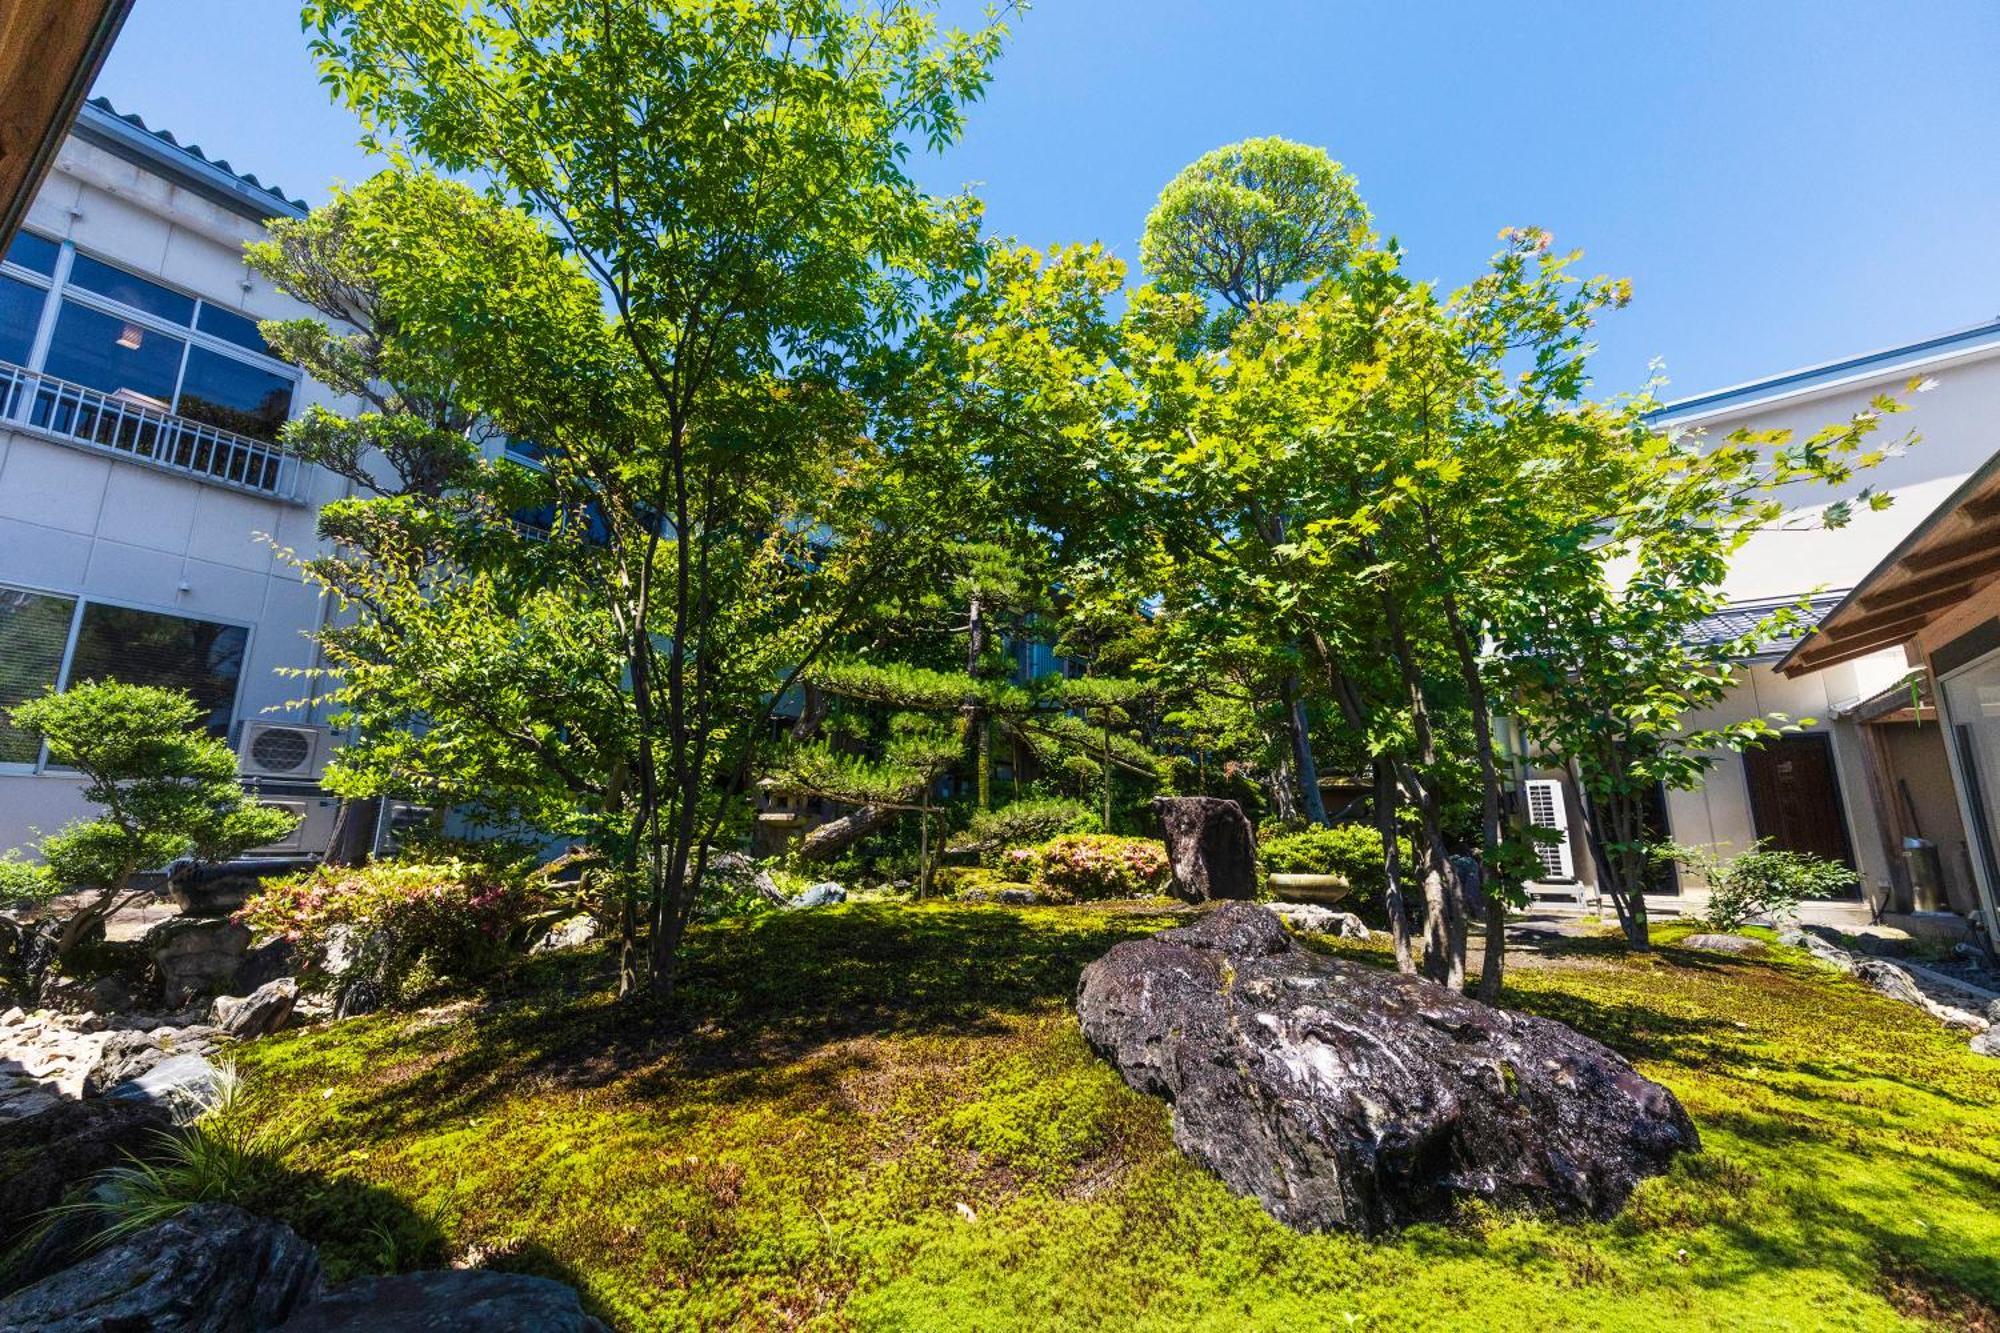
[224,904,2000,1330]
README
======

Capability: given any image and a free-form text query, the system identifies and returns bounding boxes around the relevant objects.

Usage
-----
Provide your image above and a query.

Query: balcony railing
[0,360,298,500]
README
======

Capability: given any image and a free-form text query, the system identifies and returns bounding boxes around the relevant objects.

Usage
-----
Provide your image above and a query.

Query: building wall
[1637,341,2000,895]
[0,136,344,852]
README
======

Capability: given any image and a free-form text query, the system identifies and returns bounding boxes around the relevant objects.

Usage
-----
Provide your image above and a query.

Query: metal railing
[0,359,297,500]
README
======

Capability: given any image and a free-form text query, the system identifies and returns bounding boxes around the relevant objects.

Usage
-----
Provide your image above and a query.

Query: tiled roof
[77,97,308,216]
[1686,594,1846,656]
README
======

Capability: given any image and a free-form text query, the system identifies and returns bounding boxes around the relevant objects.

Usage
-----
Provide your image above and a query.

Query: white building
[1539,319,2000,918]
[0,100,348,854]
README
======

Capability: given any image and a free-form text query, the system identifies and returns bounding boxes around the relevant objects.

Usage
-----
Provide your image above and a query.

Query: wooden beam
[1859,547,2000,610]
[1792,613,1936,672]
[1825,584,1979,641]
[1904,523,2000,572]
[0,0,132,249]
[1964,491,2000,524]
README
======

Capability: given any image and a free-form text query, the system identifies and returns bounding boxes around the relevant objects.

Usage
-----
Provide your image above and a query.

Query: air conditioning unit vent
[1524,778,1577,881]
[237,722,333,781]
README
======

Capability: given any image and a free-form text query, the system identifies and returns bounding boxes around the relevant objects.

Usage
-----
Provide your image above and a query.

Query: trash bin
[1902,837,1945,913]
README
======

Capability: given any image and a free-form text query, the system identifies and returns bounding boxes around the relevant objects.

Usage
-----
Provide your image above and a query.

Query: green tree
[4,682,298,959]
[302,0,1012,995]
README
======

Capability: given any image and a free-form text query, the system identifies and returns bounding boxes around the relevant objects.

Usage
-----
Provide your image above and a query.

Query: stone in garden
[146,916,254,1005]
[0,1203,320,1332]
[1971,1028,2000,1058]
[212,979,299,1040]
[0,1096,174,1244]
[81,1027,170,1096]
[1076,902,1700,1236]
[531,914,600,953]
[1151,796,1258,903]
[1267,902,1370,939]
[278,1271,610,1332]
[236,936,299,994]
[788,881,846,910]
[710,851,790,907]
[997,888,1043,906]
[169,860,300,919]
[104,1051,222,1119]
[1681,933,1765,956]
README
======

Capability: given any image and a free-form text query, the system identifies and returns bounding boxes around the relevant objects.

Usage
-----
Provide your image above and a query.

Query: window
[0,587,77,763]
[3,231,58,278]
[176,346,294,441]
[0,277,45,366]
[0,241,303,490]
[41,299,185,407]
[66,253,196,325]
[66,603,247,737]
[194,304,274,357]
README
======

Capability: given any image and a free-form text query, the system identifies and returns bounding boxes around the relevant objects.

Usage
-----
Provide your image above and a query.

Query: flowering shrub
[1021,835,1169,900]
[240,859,560,1006]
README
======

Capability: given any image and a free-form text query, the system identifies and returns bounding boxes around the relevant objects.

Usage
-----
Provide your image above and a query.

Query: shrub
[1017,835,1169,900]
[1259,823,1396,886]
[1662,840,1859,931]
[241,858,558,1006]
[949,799,1101,860]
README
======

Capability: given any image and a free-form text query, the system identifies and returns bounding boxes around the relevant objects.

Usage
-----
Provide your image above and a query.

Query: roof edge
[1650,317,2000,424]
[71,97,309,223]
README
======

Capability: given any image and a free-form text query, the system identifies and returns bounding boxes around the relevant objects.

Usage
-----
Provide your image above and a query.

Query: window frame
[0,233,303,442]
[0,578,257,776]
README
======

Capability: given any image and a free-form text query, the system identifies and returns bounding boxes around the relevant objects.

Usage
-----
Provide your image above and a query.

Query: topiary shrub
[949,799,1101,861]
[240,859,560,1008]
[1014,835,1169,901]
[1259,823,1396,884]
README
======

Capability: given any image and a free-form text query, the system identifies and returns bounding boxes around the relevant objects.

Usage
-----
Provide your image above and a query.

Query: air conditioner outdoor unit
[236,721,333,781]
[1523,778,1577,881]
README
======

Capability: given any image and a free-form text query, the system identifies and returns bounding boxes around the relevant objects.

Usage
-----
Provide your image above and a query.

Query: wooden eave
[1781,453,2000,677]
[0,0,133,249]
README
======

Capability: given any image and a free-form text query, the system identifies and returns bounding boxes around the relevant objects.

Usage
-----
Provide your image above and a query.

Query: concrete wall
[0,137,345,851]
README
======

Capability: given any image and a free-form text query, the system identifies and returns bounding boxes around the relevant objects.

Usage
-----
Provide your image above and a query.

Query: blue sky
[95,1,2000,401]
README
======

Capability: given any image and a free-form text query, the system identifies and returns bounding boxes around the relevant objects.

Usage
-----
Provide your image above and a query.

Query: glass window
[67,254,195,325]
[194,304,275,357]
[3,231,59,278]
[66,603,246,737]
[176,346,294,441]
[0,587,77,763]
[41,300,184,408]
[0,275,46,366]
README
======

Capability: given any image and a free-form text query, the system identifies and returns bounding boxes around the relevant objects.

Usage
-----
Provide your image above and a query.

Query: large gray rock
[0,1096,172,1254]
[0,1203,319,1331]
[80,1027,172,1097]
[278,1271,608,1332]
[103,1052,222,1119]
[530,915,600,954]
[709,851,789,907]
[788,881,846,910]
[1076,902,1699,1235]
[1267,902,1370,939]
[147,918,253,1005]
[1681,933,1765,956]
[212,979,298,1040]
[1153,797,1258,903]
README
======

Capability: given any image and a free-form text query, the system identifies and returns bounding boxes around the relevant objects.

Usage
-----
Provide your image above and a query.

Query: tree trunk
[1281,673,1330,826]
[322,796,381,867]
[797,803,900,862]
[1373,758,1414,973]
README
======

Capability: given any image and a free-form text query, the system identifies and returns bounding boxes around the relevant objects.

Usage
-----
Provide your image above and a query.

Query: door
[1743,732,1856,874]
